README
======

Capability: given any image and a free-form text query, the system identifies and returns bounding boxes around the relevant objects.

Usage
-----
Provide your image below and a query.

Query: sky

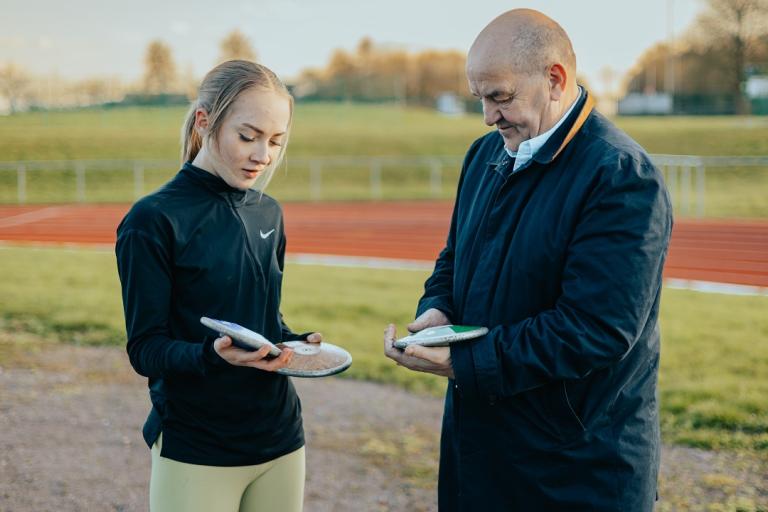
[1,0,704,94]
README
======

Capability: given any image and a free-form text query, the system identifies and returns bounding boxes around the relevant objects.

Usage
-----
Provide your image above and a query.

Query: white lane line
[287,253,434,271]
[664,278,768,297]
[0,240,114,252]
[288,254,768,296]
[0,244,766,297]
[0,207,65,229]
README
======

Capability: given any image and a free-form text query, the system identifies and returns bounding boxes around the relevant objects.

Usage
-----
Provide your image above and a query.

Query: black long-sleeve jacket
[418,92,673,511]
[116,163,306,466]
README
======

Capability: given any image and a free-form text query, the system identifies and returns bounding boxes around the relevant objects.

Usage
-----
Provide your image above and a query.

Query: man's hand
[383,324,455,379]
[407,308,450,334]
[214,335,294,371]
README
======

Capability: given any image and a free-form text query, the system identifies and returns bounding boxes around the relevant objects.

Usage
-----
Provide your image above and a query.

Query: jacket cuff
[471,332,501,398]
[283,331,315,342]
[450,341,478,398]
[201,339,228,371]
[416,298,453,320]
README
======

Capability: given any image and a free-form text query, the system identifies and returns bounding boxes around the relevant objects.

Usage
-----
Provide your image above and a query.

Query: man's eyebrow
[240,123,286,137]
[471,89,513,99]
[488,90,513,99]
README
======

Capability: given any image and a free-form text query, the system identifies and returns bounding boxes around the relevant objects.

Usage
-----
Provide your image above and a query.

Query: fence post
[681,164,691,216]
[133,162,144,200]
[696,164,705,218]
[370,158,382,199]
[429,158,442,197]
[310,160,322,201]
[17,164,26,204]
[666,165,678,213]
[75,162,86,202]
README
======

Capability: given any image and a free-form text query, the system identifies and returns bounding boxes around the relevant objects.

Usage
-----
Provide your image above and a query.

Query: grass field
[0,244,766,452]
[0,104,767,216]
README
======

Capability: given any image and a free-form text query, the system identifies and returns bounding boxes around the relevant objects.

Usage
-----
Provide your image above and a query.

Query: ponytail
[180,101,203,163]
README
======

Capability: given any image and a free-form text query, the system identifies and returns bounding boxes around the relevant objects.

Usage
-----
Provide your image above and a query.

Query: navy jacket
[116,163,306,466]
[417,92,672,511]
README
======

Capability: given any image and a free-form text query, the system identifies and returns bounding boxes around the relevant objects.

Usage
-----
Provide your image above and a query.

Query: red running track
[0,202,767,288]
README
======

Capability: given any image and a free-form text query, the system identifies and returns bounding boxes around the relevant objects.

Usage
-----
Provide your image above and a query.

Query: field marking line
[664,278,768,297]
[0,206,66,229]
[287,253,434,271]
[0,243,765,297]
[0,240,114,253]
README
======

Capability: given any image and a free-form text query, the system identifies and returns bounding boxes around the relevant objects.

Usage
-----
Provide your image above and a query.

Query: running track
[0,202,766,289]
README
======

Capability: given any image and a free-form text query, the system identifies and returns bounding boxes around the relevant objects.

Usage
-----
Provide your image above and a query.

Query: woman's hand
[214,336,294,371]
[305,332,323,344]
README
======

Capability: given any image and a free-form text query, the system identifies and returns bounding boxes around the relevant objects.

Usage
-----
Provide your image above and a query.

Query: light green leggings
[150,434,305,512]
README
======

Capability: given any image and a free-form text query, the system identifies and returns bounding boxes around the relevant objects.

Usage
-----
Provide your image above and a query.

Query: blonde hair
[181,60,293,191]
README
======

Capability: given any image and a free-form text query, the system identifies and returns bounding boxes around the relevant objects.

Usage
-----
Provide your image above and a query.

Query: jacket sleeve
[416,140,482,319]
[116,211,221,379]
[416,204,458,320]
[452,156,673,399]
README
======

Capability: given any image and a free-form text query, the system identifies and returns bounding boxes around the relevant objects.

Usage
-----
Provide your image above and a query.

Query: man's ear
[194,108,210,137]
[548,63,567,101]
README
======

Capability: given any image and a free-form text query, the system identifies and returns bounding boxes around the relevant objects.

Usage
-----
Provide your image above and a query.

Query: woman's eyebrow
[240,123,286,137]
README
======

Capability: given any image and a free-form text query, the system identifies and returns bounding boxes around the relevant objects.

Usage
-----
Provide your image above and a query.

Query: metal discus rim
[393,325,489,349]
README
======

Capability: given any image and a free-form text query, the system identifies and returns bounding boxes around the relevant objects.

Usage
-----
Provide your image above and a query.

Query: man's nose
[482,99,501,126]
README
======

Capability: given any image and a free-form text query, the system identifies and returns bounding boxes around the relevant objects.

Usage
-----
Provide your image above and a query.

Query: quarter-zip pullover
[116,163,306,466]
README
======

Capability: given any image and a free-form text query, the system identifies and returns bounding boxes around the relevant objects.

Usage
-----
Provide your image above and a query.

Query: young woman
[116,60,320,512]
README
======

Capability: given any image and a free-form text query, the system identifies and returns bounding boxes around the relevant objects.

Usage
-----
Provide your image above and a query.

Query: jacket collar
[181,162,249,206]
[487,90,595,171]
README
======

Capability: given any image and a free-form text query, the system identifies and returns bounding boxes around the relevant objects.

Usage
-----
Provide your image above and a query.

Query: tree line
[2,0,768,114]
[624,0,768,114]
[0,30,258,113]
[292,37,469,107]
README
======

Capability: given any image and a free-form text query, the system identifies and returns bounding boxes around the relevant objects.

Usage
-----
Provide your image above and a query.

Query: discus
[393,324,488,349]
[201,317,281,355]
[200,317,352,378]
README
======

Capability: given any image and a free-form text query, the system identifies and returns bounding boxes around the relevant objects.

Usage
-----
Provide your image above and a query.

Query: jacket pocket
[516,382,587,447]
[560,381,587,435]
[539,380,587,444]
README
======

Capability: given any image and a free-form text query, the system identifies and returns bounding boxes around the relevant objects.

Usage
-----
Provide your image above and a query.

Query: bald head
[465,9,581,152]
[467,9,576,79]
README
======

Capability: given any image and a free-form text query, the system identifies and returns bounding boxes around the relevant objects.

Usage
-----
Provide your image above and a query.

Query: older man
[384,8,672,512]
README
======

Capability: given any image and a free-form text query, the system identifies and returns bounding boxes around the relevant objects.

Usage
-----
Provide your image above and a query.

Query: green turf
[0,244,766,451]
[0,104,484,160]
[0,105,767,216]
[612,116,768,156]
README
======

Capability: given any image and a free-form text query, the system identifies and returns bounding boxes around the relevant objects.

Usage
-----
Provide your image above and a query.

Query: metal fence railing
[0,159,175,204]
[0,156,466,204]
[0,155,766,217]
[650,155,768,218]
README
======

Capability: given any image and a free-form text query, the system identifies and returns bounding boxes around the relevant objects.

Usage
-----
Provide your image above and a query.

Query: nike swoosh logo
[259,229,275,239]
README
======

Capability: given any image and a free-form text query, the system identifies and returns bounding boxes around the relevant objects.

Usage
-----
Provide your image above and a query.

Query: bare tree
[179,64,199,100]
[695,0,768,113]
[143,40,177,94]
[623,0,768,114]
[0,62,30,114]
[77,78,110,105]
[219,30,257,62]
